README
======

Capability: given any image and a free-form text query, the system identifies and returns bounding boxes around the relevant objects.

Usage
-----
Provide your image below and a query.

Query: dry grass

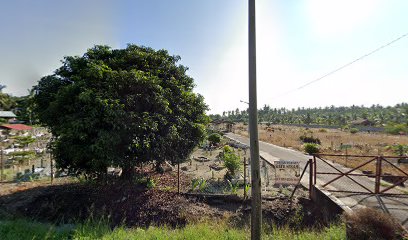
[343,207,404,240]
[233,123,408,174]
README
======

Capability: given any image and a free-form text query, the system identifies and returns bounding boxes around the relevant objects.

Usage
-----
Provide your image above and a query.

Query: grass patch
[0,219,73,240]
[0,218,346,240]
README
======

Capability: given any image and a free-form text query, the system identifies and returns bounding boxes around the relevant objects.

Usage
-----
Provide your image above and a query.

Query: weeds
[0,218,347,240]
[191,178,200,191]
[191,178,207,192]
[198,178,207,192]
[227,179,239,194]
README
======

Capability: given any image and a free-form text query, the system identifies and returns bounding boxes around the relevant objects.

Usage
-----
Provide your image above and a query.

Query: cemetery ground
[0,139,350,239]
[0,131,405,239]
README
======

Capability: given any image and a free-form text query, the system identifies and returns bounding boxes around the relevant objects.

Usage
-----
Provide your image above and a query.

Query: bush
[391,144,408,156]
[385,123,408,135]
[208,133,221,145]
[344,208,404,240]
[299,135,321,144]
[349,128,359,134]
[318,128,327,133]
[223,145,233,153]
[303,143,319,155]
[222,151,241,177]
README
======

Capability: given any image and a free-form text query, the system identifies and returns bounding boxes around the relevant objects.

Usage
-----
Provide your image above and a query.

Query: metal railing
[312,154,408,195]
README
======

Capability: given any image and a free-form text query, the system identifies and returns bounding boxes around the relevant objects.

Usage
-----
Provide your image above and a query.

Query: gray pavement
[226,132,408,229]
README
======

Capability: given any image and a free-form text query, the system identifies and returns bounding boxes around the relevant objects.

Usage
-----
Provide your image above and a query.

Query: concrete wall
[310,185,352,222]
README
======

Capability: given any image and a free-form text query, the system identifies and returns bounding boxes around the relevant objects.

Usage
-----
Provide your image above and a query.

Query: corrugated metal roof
[1,124,33,131]
[0,111,16,118]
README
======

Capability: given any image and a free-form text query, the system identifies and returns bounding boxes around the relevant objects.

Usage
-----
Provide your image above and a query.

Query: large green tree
[33,45,208,178]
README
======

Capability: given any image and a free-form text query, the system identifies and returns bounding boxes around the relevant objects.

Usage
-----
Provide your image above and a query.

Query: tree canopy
[213,103,408,130]
[33,45,208,178]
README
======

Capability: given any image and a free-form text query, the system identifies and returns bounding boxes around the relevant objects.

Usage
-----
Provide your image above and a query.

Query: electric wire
[274,32,408,98]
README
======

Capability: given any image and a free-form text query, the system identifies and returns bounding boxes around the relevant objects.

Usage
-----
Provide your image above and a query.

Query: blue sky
[1,0,407,114]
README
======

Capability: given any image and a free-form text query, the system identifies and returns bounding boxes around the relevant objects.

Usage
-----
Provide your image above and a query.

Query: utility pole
[248,0,261,239]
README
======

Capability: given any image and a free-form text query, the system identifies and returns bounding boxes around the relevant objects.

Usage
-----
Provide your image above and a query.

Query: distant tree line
[210,103,408,133]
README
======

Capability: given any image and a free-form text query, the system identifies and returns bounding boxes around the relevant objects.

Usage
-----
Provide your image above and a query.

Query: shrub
[222,151,241,177]
[344,208,404,240]
[349,128,359,134]
[391,144,408,156]
[303,143,319,155]
[385,123,408,135]
[208,133,221,145]
[318,128,327,133]
[223,145,233,153]
[146,178,155,189]
[299,135,321,144]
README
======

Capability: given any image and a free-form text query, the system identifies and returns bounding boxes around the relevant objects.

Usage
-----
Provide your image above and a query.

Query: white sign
[274,160,300,185]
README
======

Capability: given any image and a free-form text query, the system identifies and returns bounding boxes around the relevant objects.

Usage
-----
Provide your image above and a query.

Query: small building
[210,119,235,132]
[0,111,17,123]
[1,124,33,131]
[350,119,374,126]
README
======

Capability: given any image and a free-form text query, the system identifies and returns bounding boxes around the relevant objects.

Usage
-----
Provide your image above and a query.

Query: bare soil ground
[0,170,326,229]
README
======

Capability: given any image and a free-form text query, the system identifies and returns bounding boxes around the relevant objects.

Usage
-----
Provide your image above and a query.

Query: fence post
[309,158,313,199]
[177,162,180,194]
[313,155,317,185]
[0,148,3,182]
[375,156,382,194]
[244,157,247,199]
[50,152,53,184]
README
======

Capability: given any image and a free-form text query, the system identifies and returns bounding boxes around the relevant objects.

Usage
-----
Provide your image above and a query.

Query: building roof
[0,111,16,118]
[1,124,33,131]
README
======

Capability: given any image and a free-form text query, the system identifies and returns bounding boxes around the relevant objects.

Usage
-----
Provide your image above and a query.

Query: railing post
[375,156,382,194]
[309,158,313,198]
[313,155,317,185]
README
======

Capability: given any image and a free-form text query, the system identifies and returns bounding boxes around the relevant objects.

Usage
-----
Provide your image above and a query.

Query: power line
[275,32,408,98]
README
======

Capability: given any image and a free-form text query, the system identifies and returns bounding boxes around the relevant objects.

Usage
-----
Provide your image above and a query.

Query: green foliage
[223,145,233,153]
[349,128,359,134]
[12,136,36,147]
[303,143,320,155]
[191,178,207,192]
[198,178,207,192]
[215,103,408,128]
[146,178,155,189]
[0,219,72,240]
[14,92,37,124]
[227,179,239,194]
[0,218,347,240]
[244,183,250,197]
[9,150,36,164]
[15,172,40,182]
[32,45,209,179]
[207,133,221,145]
[222,149,241,177]
[191,178,200,191]
[385,123,408,135]
[390,144,408,156]
[0,90,17,111]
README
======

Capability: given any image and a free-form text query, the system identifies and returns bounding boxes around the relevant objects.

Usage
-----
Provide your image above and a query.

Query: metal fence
[312,154,408,195]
